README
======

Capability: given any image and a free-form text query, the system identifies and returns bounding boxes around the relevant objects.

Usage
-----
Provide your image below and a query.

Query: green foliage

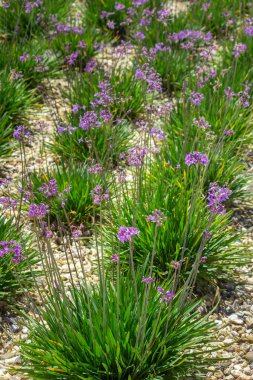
[104,165,249,282]
[51,119,132,166]
[0,215,39,302]
[30,163,101,224]
[186,0,252,36]
[0,39,60,90]
[19,274,219,379]
[64,67,147,120]
[0,69,35,158]
[0,0,74,41]
[50,26,102,71]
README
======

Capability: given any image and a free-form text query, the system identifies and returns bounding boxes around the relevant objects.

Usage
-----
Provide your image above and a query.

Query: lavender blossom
[189,92,204,105]
[28,203,49,219]
[0,240,24,263]
[232,43,247,58]
[38,179,58,197]
[185,151,208,166]
[90,185,109,205]
[193,117,211,130]
[13,126,32,143]
[142,277,155,283]
[118,227,140,243]
[157,287,175,303]
[207,182,232,214]
[146,209,167,226]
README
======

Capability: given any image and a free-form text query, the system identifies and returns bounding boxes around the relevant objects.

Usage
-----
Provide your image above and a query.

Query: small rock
[229,314,244,325]
[245,352,253,364]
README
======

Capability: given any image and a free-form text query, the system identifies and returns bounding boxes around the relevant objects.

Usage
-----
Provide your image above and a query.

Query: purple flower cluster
[0,197,18,211]
[90,185,109,205]
[135,63,162,93]
[24,0,42,14]
[193,117,211,130]
[189,92,204,105]
[88,164,102,174]
[0,240,24,263]
[185,151,208,167]
[168,30,212,44]
[126,145,149,167]
[207,183,232,214]
[118,226,140,243]
[57,122,77,135]
[146,209,167,226]
[13,126,32,143]
[157,287,175,303]
[28,203,49,219]
[66,51,80,66]
[111,254,119,262]
[38,179,58,197]
[142,277,155,283]
[55,22,83,35]
[79,111,100,130]
[10,69,23,81]
[149,128,167,140]
[20,52,30,63]
[232,43,247,58]
[244,19,253,36]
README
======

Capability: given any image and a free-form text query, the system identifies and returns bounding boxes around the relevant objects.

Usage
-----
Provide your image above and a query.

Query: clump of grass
[0,69,35,158]
[30,163,102,225]
[19,272,220,379]
[0,215,39,303]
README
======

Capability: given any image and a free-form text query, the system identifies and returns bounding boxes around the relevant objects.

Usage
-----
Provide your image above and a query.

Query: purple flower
[111,254,119,262]
[149,128,167,140]
[88,164,102,174]
[189,92,204,105]
[185,151,208,166]
[207,182,232,214]
[28,203,49,219]
[115,2,125,11]
[57,122,77,135]
[193,117,210,130]
[146,209,167,226]
[244,25,253,37]
[201,3,210,11]
[135,63,162,93]
[66,50,80,65]
[10,69,23,81]
[224,129,234,136]
[77,40,87,49]
[0,240,24,263]
[200,256,207,263]
[157,9,171,24]
[171,261,181,270]
[20,53,30,63]
[224,87,236,99]
[84,58,98,73]
[71,223,84,238]
[38,179,58,197]
[79,111,100,130]
[118,227,140,243]
[133,31,145,40]
[132,0,148,6]
[142,277,155,283]
[232,43,247,58]
[157,287,175,303]
[0,197,18,210]
[126,145,149,167]
[107,20,115,30]
[72,104,79,113]
[13,126,32,143]
[90,185,109,205]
